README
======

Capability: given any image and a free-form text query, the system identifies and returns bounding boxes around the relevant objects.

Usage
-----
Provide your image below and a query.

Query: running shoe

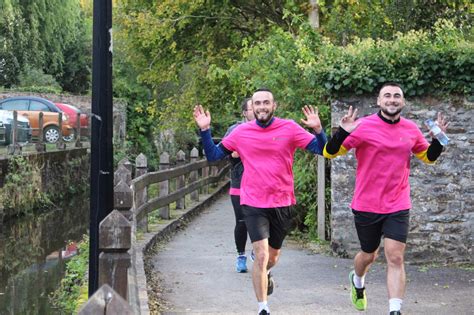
[258,310,270,315]
[349,270,367,311]
[389,311,401,315]
[236,255,248,273]
[267,271,274,295]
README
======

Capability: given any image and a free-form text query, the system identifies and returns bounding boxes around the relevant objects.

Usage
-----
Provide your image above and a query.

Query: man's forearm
[201,129,226,161]
[305,130,328,155]
[325,127,350,155]
[427,138,443,162]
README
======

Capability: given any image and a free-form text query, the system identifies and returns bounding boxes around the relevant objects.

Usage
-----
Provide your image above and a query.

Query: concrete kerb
[129,180,230,314]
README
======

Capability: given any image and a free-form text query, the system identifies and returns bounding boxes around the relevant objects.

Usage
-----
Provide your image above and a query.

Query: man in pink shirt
[194,88,327,315]
[324,82,448,315]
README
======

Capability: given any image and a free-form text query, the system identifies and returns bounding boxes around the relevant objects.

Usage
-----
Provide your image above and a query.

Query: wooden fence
[79,148,230,314]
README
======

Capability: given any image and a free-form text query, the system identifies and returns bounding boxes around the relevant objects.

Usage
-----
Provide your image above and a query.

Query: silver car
[0,110,32,145]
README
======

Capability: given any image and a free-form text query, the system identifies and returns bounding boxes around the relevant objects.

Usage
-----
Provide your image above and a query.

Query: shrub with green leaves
[305,20,473,97]
[0,156,51,217]
[50,235,89,314]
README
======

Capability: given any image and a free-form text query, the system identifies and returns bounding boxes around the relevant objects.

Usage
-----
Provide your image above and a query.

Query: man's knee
[268,254,278,267]
[358,249,378,264]
[255,250,269,269]
[385,251,404,266]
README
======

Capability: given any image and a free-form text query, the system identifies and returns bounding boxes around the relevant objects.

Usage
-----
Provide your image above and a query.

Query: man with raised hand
[324,82,448,315]
[194,88,327,315]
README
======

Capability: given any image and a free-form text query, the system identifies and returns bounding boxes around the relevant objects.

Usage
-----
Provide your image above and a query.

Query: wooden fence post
[36,112,46,152]
[201,149,209,195]
[118,158,133,177]
[78,284,134,315]
[114,180,133,221]
[56,112,66,150]
[211,164,219,188]
[135,153,148,231]
[114,164,132,187]
[317,155,326,240]
[159,152,170,219]
[176,150,186,209]
[190,147,199,202]
[98,210,131,300]
[7,111,20,155]
[75,112,83,148]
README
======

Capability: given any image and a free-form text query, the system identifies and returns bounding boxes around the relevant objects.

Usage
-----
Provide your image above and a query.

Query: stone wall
[0,148,89,219]
[329,96,473,264]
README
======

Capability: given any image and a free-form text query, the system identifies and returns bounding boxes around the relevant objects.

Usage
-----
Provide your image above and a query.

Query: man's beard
[381,106,402,118]
[255,110,274,125]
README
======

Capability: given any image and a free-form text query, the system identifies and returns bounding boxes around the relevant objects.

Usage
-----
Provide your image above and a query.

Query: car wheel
[63,129,76,142]
[44,126,60,143]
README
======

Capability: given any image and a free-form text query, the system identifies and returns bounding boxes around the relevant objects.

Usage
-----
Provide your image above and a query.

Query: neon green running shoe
[349,270,367,311]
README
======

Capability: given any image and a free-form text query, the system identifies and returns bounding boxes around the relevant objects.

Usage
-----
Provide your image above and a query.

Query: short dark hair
[241,98,251,112]
[254,87,273,94]
[379,82,404,93]
[253,88,275,102]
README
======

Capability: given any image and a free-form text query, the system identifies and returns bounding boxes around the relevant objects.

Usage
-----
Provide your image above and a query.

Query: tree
[0,0,91,93]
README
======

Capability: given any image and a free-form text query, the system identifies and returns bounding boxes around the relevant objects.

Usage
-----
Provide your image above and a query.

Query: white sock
[389,298,403,312]
[258,301,269,313]
[353,273,365,288]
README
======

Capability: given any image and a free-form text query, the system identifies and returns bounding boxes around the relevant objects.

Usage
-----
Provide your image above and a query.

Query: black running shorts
[352,209,410,253]
[242,205,294,250]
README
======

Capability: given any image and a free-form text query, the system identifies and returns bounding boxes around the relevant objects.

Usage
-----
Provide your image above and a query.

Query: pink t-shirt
[221,118,314,208]
[342,113,429,214]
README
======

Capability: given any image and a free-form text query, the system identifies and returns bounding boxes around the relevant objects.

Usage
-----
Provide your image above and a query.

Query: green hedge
[305,20,473,97]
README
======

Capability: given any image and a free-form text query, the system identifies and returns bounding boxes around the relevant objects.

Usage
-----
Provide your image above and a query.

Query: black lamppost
[89,0,114,296]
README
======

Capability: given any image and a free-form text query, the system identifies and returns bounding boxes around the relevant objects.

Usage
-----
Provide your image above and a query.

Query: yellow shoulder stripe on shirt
[323,144,348,159]
[414,149,435,164]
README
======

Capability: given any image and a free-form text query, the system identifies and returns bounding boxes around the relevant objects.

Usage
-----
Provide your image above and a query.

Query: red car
[55,103,89,142]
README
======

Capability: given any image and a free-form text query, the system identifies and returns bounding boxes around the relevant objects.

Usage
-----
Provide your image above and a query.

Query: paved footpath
[149,195,473,315]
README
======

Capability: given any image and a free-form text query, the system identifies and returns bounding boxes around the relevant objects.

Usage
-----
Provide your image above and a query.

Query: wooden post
[135,153,148,231]
[118,158,133,177]
[176,150,186,209]
[159,152,170,219]
[36,112,46,152]
[114,164,132,187]
[210,163,219,188]
[78,284,134,315]
[75,112,83,148]
[56,112,66,149]
[317,155,325,240]
[201,149,209,195]
[98,210,131,300]
[114,180,133,221]
[7,111,20,155]
[190,147,199,202]
[309,0,320,29]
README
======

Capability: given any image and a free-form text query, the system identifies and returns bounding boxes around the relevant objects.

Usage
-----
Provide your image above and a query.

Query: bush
[50,235,89,314]
[305,20,473,97]
[17,66,63,93]
[0,155,52,217]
